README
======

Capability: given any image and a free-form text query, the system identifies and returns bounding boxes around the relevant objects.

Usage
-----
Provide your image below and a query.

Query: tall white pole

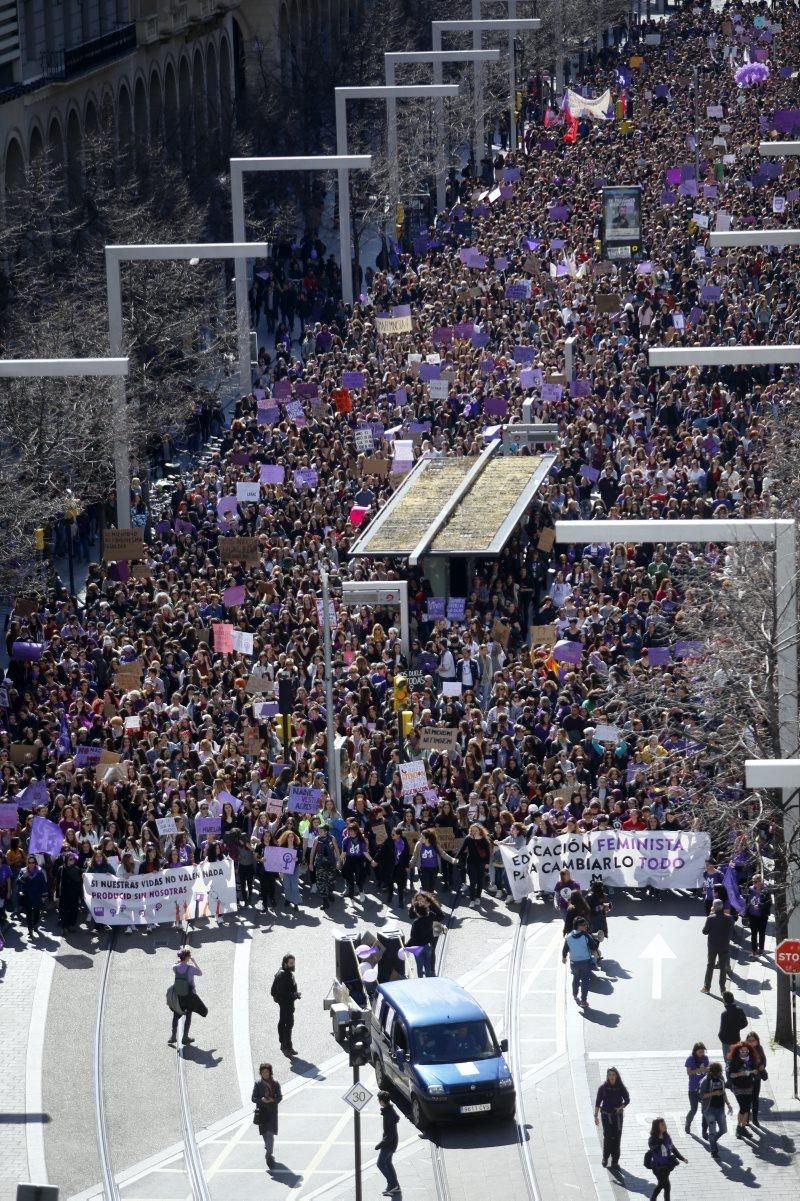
[386,59,399,223]
[508,0,517,153]
[555,0,564,93]
[472,0,483,167]
[335,93,354,307]
[105,253,132,530]
[231,164,251,398]
[432,52,446,213]
[320,567,339,811]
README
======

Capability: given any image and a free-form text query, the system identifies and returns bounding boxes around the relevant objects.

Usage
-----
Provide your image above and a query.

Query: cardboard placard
[14,597,39,617]
[245,674,274,696]
[419,727,459,753]
[362,457,390,477]
[537,528,556,552]
[530,624,557,647]
[10,744,34,765]
[218,537,260,565]
[595,293,622,313]
[114,659,143,692]
[130,565,153,579]
[372,821,388,845]
[492,619,510,648]
[402,830,421,851]
[104,529,145,561]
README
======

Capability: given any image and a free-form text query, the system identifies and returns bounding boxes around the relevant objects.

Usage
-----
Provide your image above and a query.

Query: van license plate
[460,1103,491,1114]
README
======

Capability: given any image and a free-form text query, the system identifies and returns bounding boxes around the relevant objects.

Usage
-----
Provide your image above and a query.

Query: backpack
[643,1149,653,1169]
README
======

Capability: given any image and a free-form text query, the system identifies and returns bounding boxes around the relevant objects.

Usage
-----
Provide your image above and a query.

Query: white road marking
[26,949,55,1186]
[231,929,253,1107]
[638,933,677,1000]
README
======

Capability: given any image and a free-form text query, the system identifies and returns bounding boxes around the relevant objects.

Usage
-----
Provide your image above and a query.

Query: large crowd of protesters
[2,0,798,957]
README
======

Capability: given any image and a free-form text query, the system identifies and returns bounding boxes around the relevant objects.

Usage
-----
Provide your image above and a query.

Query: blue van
[370,978,516,1125]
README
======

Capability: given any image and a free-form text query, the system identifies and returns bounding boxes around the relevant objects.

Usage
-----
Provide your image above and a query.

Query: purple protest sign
[255,700,280,719]
[195,816,222,841]
[18,779,49,809]
[761,161,783,180]
[293,469,318,490]
[503,167,521,183]
[645,646,671,666]
[660,190,677,205]
[419,363,441,382]
[700,285,721,302]
[260,464,284,485]
[570,379,591,398]
[552,639,583,665]
[223,584,246,608]
[395,388,408,406]
[272,379,292,399]
[431,326,454,345]
[703,184,718,199]
[0,803,19,828]
[495,257,509,271]
[485,396,509,419]
[295,382,319,399]
[548,204,570,222]
[446,597,466,621]
[513,346,536,364]
[519,368,536,389]
[679,179,698,197]
[665,167,681,185]
[257,406,280,426]
[287,786,322,815]
[74,746,103,768]
[217,789,242,813]
[454,322,475,340]
[471,331,490,348]
[505,283,530,301]
[342,371,365,390]
[580,464,600,483]
[264,846,298,874]
[11,642,42,662]
[541,382,564,403]
[426,598,446,621]
[479,358,494,375]
[231,451,251,467]
[28,816,64,857]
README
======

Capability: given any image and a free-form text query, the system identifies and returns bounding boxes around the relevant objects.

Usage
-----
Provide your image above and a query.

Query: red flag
[563,112,578,143]
[543,106,554,127]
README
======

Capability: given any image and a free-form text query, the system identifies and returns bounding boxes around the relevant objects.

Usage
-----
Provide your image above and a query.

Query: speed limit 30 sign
[775,938,800,975]
[343,1082,373,1112]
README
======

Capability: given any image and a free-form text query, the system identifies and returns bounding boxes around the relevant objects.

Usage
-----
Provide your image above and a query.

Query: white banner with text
[83,861,237,925]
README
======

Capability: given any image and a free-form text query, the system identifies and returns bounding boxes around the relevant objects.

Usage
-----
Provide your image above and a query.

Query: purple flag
[28,816,63,858]
[722,864,746,915]
[58,710,72,756]
[18,779,49,809]
[485,396,509,418]
[11,642,42,662]
[646,646,671,666]
[580,464,600,483]
[552,639,583,665]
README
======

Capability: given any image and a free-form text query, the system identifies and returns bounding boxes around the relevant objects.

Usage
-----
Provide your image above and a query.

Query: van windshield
[412,1021,498,1065]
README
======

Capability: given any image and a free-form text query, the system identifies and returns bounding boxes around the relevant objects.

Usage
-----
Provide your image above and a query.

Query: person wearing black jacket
[700,900,736,993]
[375,1091,400,1195]
[251,1062,282,1171]
[271,954,301,1055]
[718,991,747,1061]
[745,876,772,955]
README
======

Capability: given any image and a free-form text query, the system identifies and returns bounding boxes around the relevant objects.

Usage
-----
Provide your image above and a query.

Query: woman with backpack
[645,1118,687,1199]
[309,823,341,911]
[698,1063,734,1158]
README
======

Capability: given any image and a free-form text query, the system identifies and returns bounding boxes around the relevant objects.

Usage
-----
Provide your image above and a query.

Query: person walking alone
[700,899,736,994]
[562,916,598,1008]
[167,949,206,1046]
[375,1090,401,1196]
[271,953,301,1055]
[645,1118,687,1200]
[252,1062,282,1171]
[19,855,48,937]
[594,1066,630,1168]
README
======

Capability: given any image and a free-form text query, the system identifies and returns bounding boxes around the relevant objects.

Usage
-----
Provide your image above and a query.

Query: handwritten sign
[104,529,145,561]
[419,727,459,753]
[287,786,322,815]
[264,846,298,874]
[219,537,260,565]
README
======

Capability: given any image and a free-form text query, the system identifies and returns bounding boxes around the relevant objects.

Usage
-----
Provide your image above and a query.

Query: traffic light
[273,714,292,740]
[348,1017,371,1068]
[393,675,408,712]
[400,710,414,737]
[395,202,405,241]
[34,528,45,551]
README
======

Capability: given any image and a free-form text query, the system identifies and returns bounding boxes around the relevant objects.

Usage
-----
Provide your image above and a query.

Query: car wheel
[373,1056,387,1090]
[411,1094,425,1128]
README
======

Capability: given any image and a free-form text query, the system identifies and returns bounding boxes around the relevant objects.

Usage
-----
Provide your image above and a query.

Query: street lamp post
[334,86,459,307]
[384,50,500,214]
[319,566,339,812]
[556,518,799,1007]
[432,19,542,165]
[105,242,266,529]
[229,156,372,392]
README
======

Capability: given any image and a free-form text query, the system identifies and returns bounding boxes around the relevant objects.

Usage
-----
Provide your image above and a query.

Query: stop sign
[775,939,800,975]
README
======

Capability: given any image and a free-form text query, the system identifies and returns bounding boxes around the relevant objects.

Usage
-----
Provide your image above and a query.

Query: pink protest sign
[212,623,234,653]
[349,506,369,526]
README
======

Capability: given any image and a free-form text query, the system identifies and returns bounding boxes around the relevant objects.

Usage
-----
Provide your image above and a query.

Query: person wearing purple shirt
[554,868,582,913]
[701,861,725,914]
[594,1066,630,1167]
[646,1118,687,1199]
[684,1042,709,1138]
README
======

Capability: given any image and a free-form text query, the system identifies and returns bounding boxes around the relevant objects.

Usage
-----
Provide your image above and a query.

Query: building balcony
[40,22,137,83]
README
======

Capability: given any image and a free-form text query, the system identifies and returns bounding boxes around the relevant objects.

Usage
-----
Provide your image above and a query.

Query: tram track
[92,925,210,1201]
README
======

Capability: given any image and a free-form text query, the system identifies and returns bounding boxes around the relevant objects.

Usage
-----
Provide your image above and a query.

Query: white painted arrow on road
[639,934,677,1000]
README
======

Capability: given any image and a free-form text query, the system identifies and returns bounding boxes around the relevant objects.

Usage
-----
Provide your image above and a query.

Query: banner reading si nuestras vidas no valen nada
[83,861,237,926]
[499,831,711,902]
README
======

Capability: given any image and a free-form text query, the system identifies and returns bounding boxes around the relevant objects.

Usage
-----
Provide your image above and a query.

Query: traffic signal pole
[353,1062,363,1201]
